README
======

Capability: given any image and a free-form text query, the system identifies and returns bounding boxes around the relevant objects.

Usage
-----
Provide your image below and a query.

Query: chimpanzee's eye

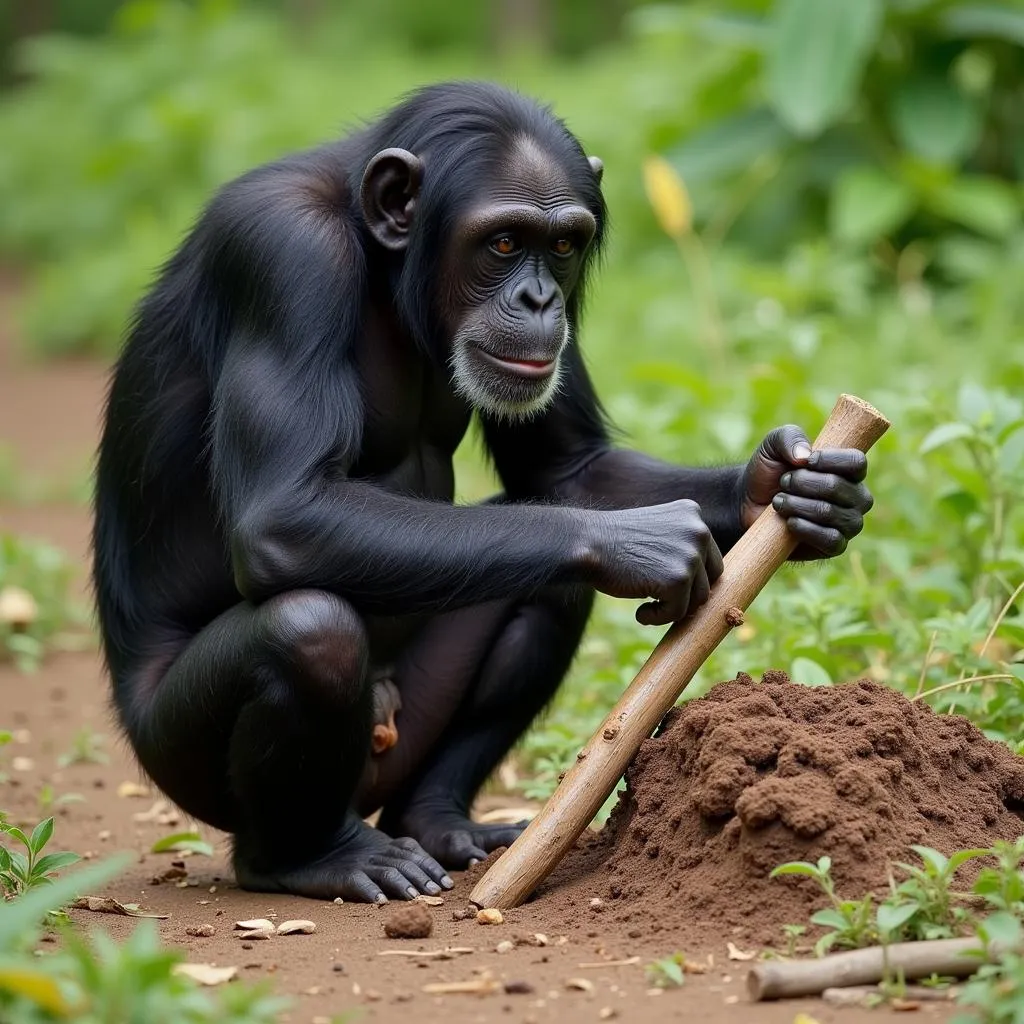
[551,238,574,257]
[491,235,520,256]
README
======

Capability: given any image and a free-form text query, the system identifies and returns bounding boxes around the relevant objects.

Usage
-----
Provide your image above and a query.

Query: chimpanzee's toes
[233,817,453,902]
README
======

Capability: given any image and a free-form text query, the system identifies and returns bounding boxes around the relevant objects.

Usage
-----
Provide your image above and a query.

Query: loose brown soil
[541,672,1024,948]
[0,276,985,1022]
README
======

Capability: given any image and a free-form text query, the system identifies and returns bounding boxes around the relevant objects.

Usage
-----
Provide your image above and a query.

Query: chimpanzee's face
[442,138,598,420]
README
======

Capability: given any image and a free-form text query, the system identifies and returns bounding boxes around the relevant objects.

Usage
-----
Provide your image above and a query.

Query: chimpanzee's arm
[482,345,748,552]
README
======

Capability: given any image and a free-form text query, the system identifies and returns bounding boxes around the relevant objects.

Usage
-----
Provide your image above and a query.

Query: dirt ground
[0,279,958,1023]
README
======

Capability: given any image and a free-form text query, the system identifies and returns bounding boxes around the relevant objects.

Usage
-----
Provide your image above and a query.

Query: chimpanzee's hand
[740,424,873,559]
[586,500,724,626]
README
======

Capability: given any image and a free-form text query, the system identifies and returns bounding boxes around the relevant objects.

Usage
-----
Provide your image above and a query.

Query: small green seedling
[58,728,107,767]
[973,838,1024,916]
[770,856,877,955]
[151,831,214,857]
[37,783,85,812]
[0,816,81,897]
[780,923,807,957]
[645,952,687,988]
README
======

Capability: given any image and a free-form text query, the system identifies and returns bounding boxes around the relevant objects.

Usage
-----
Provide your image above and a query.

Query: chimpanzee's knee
[256,589,368,706]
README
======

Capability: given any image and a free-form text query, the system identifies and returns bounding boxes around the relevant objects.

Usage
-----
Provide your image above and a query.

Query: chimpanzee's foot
[233,816,453,903]
[380,808,529,868]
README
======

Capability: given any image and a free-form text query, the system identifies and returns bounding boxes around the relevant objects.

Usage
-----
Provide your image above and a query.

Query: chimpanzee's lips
[479,350,557,380]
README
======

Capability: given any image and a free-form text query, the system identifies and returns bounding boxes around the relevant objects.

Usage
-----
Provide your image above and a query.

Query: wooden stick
[470,394,890,911]
[748,936,1006,1001]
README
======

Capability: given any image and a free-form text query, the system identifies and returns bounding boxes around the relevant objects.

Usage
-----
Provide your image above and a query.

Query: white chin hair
[450,325,568,422]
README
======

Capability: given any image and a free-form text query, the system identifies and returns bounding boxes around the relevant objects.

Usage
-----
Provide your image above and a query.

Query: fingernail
[772,494,784,510]
[468,858,480,868]
[406,886,418,899]
[375,894,388,905]
[426,882,441,895]
[807,450,820,467]
[780,473,792,489]
[442,876,455,889]
[793,443,811,461]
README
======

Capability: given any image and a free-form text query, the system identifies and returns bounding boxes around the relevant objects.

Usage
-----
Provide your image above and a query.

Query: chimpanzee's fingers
[637,573,691,626]
[705,536,725,584]
[390,837,454,888]
[784,517,848,557]
[370,855,441,896]
[338,870,387,904]
[771,493,864,539]
[807,448,869,483]
[759,424,813,465]
[779,469,871,510]
[686,562,711,617]
[366,865,424,900]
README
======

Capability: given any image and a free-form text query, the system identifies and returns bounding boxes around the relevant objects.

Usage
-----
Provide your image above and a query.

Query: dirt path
[0,281,955,1023]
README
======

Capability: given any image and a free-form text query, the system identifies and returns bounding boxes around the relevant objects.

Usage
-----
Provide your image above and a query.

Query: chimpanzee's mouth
[479,350,557,380]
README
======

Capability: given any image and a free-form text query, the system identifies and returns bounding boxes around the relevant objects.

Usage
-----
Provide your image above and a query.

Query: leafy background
[0,0,1023,798]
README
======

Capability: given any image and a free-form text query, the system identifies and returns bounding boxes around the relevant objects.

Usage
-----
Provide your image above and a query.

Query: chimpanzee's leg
[378,584,593,867]
[123,589,451,902]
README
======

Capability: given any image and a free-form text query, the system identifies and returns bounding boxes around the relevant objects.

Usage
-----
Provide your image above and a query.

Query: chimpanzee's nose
[516,276,556,314]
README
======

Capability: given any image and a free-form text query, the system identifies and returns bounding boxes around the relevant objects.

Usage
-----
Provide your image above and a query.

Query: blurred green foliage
[0,0,1022,807]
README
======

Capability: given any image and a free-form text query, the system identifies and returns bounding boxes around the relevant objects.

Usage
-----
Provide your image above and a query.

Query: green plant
[57,730,107,768]
[644,951,688,988]
[770,855,878,955]
[0,817,80,898]
[780,923,807,957]
[151,831,214,857]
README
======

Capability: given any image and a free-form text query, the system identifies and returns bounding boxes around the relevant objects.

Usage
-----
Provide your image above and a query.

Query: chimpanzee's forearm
[230,480,596,613]
[555,449,746,553]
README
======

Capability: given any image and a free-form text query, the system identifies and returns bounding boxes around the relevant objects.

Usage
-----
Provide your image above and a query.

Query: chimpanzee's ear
[360,148,425,252]
[588,156,604,184]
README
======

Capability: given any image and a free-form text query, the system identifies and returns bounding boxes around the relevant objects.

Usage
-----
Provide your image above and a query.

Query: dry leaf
[234,919,274,934]
[0,586,38,627]
[72,896,167,919]
[117,781,151,799]
[565,978,595,993]
[599,1009,618,1020]
[793,1015,823,1024]
[727,942,757,961]
[642,156,692,240]
[577,957,640,969]
[186,924,216,938]
[276,919,316,935]
[476,908,503,925]
[891,1001,922,1013]
[414,895,444,906]
[173,963,238,986]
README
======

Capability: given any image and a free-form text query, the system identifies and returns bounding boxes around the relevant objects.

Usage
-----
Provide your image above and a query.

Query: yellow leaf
[0,963,74,1015]
[643,156,692,239]
[793,1015,822,1024]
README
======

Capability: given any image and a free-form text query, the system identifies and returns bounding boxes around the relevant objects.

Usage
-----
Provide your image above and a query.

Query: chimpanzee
[93,81,873,903]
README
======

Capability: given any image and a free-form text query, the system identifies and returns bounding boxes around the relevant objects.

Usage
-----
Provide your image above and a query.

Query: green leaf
[151,831,213,856]
[766,0,884,137]
[28,817,54,855]
[810,908,848,930]
[919,422,974,454]
[910,845,950,876]
[877,901,918,935]
[941,5,1024,46]
[978,911,1024,949]
[791,656,833,687]
[770,861,821,879]
[672,108,788,185]
[947,848,993,873]
[0,825,30,850]
[32,851,81,877]
[926,176,1021,238]
[659,959,685,986]
[889,76,983,165]
[830,165,915,246]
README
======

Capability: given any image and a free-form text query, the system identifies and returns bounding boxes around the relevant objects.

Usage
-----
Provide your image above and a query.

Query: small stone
[496,940,514,954]
[365,990,382,1002]
[476,908,504,925]
[589,898,604,909]
[566,978,595,993]
[116,781,151,799]
[598,1009,617,1020]
[0,586,38,627]
[504,981,535,995]
[383,903,433,940]
[97,829,111,841]
[332,962,345,973]
[415,894,444,906]
[452,907,475,921]
[11,756,34,772]
[186,924,215,938]
[241,942,253,951]
[333,897,344,905]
